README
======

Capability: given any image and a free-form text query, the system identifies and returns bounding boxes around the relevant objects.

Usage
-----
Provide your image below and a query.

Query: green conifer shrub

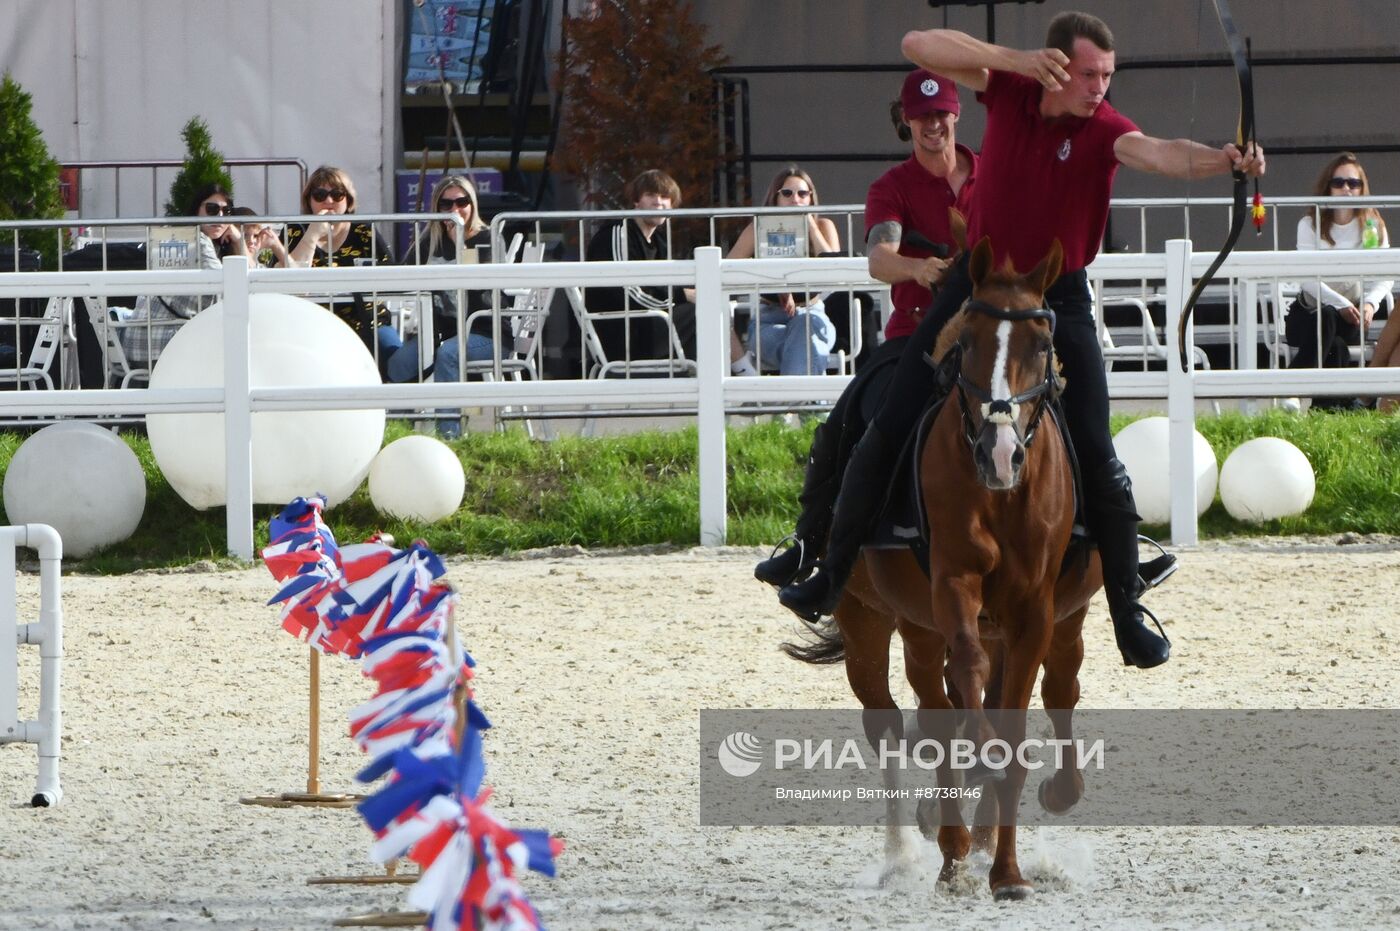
[165,117,234,217]
[0,73,67,268]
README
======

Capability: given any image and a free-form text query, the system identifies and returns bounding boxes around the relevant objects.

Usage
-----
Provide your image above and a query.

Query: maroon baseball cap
[901,69,960,118]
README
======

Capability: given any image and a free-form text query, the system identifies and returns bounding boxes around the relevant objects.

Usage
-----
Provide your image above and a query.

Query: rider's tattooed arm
[867,221,902,252]
[867,219,950,290]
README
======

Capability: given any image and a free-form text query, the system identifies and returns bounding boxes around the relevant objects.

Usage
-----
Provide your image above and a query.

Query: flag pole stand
[331,914,427,928]
[240,647,364,808]
[309,857,419,886]
[335,602,466,925]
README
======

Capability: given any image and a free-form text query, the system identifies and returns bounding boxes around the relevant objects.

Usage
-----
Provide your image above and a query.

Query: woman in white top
[727,166,840,375]
[1287,153,1393,407]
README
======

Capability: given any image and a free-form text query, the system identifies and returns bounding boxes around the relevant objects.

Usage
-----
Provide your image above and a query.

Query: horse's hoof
[915,798,939,840]
[1037,777,1078,814]
[993,882,1034,902]
[965,760,1007,787]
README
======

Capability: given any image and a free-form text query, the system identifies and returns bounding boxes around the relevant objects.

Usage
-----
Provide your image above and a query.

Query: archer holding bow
[777,10,1265,670]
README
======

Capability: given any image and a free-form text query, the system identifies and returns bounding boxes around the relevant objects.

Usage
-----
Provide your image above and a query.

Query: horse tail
[780,618,847,665]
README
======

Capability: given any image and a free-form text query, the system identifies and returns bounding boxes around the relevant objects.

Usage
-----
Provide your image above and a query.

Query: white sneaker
[1280,397,1302,413]
[731,354,759,377]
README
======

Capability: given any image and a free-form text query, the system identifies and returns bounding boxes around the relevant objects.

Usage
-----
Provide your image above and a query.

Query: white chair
[79,297,149,388]
[565,285,696,380]
[463,241,551,383]
[1095,294,1210,372]
[0,297,67,390]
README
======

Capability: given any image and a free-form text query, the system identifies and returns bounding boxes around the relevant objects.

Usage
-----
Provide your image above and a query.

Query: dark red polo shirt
[968,70,1138,274]
[864,144,978,339]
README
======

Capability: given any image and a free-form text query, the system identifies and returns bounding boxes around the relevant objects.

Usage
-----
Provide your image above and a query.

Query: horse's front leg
[930,571,997,778]
[985,602,1056,902]
[899,620,969,883]
[1038,606,1087,814]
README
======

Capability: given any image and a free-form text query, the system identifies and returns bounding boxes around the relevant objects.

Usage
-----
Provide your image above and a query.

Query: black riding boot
[1087,459,1172,669]
[755,420,843,587]
[778,425,895,622]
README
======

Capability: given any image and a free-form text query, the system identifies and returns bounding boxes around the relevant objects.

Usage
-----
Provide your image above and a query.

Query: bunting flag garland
[261,498,561,931]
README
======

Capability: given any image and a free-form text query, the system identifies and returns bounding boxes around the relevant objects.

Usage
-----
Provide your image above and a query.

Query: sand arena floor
[3,541,1400,930]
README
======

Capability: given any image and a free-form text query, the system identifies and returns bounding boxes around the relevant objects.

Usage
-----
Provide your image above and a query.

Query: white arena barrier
[0,524,64,807]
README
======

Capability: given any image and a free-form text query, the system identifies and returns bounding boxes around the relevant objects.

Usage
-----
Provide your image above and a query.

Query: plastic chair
[79,297,149,388]
[0,297,67,390]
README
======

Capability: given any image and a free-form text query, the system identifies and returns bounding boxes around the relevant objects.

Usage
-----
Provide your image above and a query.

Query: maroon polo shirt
[864,145,978,339]
[968,70,1138,274]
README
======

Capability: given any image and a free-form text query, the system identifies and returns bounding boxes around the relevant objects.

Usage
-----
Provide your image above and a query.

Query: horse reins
[952,298,1058,451]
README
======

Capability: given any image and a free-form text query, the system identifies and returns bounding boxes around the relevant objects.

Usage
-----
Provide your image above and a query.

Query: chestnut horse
[785,237,1098,900]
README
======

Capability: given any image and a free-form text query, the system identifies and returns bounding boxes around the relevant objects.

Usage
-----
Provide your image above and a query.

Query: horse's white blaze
[985,319,1019,484]
[990,320,1012,402]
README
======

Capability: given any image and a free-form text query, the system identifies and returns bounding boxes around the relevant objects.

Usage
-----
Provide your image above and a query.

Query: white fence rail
[0,523,64,807]
[0,244,1399,557]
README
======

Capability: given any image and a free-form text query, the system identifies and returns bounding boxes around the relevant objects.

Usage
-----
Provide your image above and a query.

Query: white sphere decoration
[146,294,386,510]
[1219,437,1315,523]
[368,435,466,522]
[3,422,145,557]
[1112,416,1218,523]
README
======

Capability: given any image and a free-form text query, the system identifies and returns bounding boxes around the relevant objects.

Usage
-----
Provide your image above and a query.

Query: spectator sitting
[583,169,697,370]
[726,165,839,375]
[119,183,247,367]
[1286,152,1393,411]
[387,174,494,438]
[582,169,756,375]
[285,165,401,366]
[230,205,288,268]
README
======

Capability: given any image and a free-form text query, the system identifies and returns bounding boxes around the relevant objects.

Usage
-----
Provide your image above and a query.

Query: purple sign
[394,168,502,256]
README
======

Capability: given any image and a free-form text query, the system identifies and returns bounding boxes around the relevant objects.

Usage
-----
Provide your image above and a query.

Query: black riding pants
[871,255,1116,479]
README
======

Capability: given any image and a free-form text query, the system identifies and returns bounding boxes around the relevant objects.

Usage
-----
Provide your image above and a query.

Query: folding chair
[79,297,150,388]
[564,285,696,379]
[0,297,66,390]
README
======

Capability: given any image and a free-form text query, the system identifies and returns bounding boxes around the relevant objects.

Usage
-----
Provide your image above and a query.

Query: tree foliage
[165,117,234,217]
[556,0,728,209]
[0,73,67,268]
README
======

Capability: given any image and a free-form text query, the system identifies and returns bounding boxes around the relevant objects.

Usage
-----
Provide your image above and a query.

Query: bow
[1176,0,1257,371]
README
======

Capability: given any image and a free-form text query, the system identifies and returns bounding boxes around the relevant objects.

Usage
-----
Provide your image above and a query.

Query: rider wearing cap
[755,68,975,591]
[778,10,1266,669]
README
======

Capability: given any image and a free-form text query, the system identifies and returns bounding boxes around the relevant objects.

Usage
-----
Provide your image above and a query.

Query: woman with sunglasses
[285,166,400,364]
[1286,152,1393,410]
[387,174,494,437]
[118,183,250,365]
[726,166,839,375]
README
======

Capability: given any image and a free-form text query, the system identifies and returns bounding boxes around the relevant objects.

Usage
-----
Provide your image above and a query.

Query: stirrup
[1134,601,1171,645]
[756,534,809,588]
[1137,535,1178,593]
[767,533,801,563]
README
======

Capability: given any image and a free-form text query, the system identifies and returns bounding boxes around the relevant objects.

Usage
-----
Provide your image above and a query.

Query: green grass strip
[3,410,1397,573]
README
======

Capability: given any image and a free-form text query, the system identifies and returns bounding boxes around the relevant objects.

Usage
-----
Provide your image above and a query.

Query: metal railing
[61,158,308,218]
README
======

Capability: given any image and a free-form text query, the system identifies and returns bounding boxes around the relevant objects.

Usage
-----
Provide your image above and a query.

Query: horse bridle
[951,298,1058,450]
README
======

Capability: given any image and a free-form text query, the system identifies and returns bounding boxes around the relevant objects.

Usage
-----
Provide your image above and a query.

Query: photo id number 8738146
[915,786,982,800]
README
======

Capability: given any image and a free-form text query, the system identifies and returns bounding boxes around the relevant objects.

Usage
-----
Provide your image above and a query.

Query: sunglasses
[779,188,813,199]
[202,202,233,216]
[437,195,473,210]
[309,187,348,203]
[1329,177,1363,191]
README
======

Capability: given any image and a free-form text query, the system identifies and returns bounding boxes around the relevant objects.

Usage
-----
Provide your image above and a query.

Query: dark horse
[785,237,1099,900]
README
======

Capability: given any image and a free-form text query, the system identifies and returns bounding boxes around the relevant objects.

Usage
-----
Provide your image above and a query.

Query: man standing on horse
[778,10,1266,670]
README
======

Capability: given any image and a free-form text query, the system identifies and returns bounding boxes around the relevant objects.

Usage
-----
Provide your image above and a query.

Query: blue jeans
[386,333,495,438]
[749,300,835,375]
